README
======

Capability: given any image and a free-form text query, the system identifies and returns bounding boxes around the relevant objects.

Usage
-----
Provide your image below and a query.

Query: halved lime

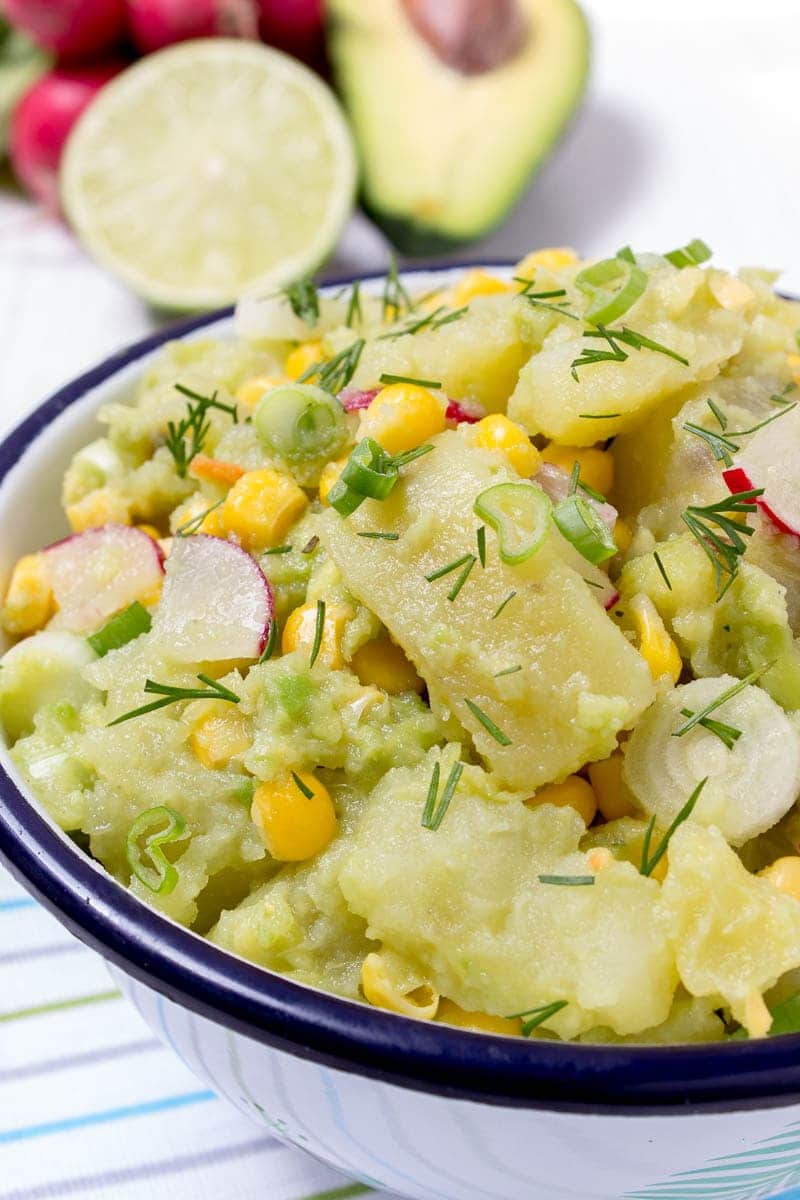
[60,39,356,311]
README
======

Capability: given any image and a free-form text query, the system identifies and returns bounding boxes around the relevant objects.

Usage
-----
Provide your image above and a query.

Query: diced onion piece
[623,675,800,846]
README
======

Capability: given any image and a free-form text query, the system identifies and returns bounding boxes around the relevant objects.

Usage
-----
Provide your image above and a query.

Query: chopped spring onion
[507,1000,568,1037]
[87,601,151,657]
[126,805,187,895]
[664,238,712,269]
[464,698,512,746]
[640,778,707,877]
[291,771,314,798]
[309,599,326,668]
[474,482,552,565]
[552,494,617,565]
[329,438,434,518]
[379,373,442,389]
[108,674,240,726]
[576,256,648,327]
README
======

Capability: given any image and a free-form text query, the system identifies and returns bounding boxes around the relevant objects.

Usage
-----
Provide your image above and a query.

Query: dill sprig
[108,674,240,727]
[291,771,314,798]
[379,304,467,340]
[464,698,512,746]
[421,760,463,831]
[345,281,362,328]
[684,402,797,468]
[283,277,319,325]
[476,525,487,567]
[447,555,476,601]
[379,372,442,389]
[166,384,238,477]
[681,488,763,598]
[570,325,689,381]
[507,1000,568,1037]
[176,499,223,537]
[672,664,772,740]
[299,339,365,395]
[678,707,741,750]
[653,550,672,591]
[382,253,414,320]
[425,553,473,582]
[492,590,517,619]
[640,778,707,877]
[538,875,595,886]
[258,619,278,663]
[495,665,522,677]
[308,599,326,668]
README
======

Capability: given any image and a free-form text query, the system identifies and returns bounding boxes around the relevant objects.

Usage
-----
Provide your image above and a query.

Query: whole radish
[126,0,257,53]
[0,0,126,60]
[10,63,122,211]
[256,0,324,64]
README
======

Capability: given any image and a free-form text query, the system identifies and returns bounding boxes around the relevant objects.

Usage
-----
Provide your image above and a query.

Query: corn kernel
[526,775,597,826]
[66,486,131,532]
[761,856,800,902]
[1,554,54,636]
[436,998,521,1036]
[614,518,633,554]
[351,636,424,695]
[361,952,439,1020]
[235,374,280,410]
[359,383,446,456]
[220,469,307,552]
[788,354,800,386]
[587,752,637,821]
[515,247,578,281]
[189,454,245,487]
[285,341,324,381]
[251,771,337,862]
[629,594,682,684]
[471,414,540,477]
[281,601,352,668]
[452,269,512,305]
[190,705,251,769]
[541,444,614,496]
[136,523,162,542]
[586,847,614,873]
[318,456,348,505]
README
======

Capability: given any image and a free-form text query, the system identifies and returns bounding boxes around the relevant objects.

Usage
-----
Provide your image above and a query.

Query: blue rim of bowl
[2,266,800,1117]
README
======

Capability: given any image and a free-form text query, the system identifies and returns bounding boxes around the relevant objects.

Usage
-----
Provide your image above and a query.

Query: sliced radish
[445,398,484,425]
[149,534,273,662]
[44,525,164,635]
[339,387,378,412]
[723,406,800,538]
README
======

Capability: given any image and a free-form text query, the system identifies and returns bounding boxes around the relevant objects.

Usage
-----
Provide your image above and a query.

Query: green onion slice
[87,601,151,657]
[341,437,398,500]
[327,479,365,517]
[126,805,187,895]
[552,494,617,565]
[664,238,712,269]
[473,482,552,565]
[576,257,648,326]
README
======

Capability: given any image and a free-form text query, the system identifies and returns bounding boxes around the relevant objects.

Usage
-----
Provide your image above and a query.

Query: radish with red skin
[10,62,122,210]
[125,0,257,54]
[44,525,164,635]
[149,534,273,663]
[256,0,323,64]
[445,399,484,425]
[339,387,378,413]
[1,0,126,59]
[723,406,800,539]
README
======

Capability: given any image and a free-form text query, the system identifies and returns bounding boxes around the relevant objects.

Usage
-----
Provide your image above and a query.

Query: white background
[1,0,799,433]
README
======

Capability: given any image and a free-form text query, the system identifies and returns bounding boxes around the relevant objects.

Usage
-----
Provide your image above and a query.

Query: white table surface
[3,3,800,1198]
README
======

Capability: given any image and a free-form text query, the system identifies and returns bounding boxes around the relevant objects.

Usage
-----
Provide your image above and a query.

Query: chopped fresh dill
[507,1000,568,1037]
[379,373,442,389]
[109,674,240,726]
[684,403,797,467]
[526,294,581,321]
[299,339,365,395]
[571,325,689,382]
[653,550,673,591]
[495,665,522,677]
[673,664,772,740]
[476,525,487,567]
[421,761,441,829]
[283,277,319,325]
[176,499,223,537]
[301,535,320,555]
[578,412,622,420]
[538,875,595,886]
[679,706,741,750]
[464,698,512,746]
[492,590,517,619]
[166,384,238,477]
[258,619,277,663]
[382,253,414,320]
[681,488,763,598]
[345,281,362,328]
[263,544,293,555]
[707,398,728,429]
[308,599,326,668]
[291,771,314,799]
[422,760,463,831]
[640,778,707,877]
[426,553,474,582]
[447,556,476,601]
[357,531,400,540]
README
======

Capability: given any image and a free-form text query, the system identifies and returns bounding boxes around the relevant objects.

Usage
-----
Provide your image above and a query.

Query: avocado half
[327,0,590,256]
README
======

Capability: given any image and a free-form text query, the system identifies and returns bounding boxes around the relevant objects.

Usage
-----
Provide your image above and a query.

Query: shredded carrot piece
[189,455,245,485]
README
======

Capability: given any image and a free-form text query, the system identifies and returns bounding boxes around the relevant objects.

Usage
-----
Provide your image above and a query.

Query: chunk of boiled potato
[662,822,800,1030]
[508,266,746,445]
[320,430,654,790]
[340,753,677,1038]
[344,295,529,412]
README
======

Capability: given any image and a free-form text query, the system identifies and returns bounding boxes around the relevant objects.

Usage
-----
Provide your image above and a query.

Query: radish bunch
[2,0,325,207]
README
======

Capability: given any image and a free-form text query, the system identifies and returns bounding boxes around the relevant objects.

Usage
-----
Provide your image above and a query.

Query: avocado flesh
[327,0,590,254]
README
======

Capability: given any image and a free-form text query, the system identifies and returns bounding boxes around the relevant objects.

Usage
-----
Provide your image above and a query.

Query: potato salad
[5,244,800,1044]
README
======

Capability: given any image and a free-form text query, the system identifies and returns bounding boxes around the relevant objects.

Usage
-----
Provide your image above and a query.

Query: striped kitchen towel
[0,863,400,1200]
